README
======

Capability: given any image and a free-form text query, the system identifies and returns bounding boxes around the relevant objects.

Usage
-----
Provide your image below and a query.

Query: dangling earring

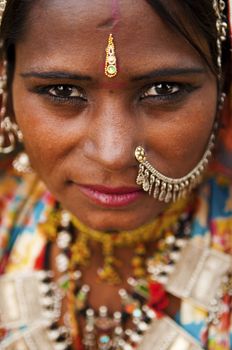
[12,152,32,174]
[135,120,218,203]
[213,0,227,76]
[0,60,32,173]
[0,61,23,154]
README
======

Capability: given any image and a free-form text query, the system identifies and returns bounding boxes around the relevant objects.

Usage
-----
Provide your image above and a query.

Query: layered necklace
[40,196,231,350]
[49,201,194,350]
[0,198,231,350]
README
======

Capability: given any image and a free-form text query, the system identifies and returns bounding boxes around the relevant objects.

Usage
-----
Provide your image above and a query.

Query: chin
[63,200,167,232]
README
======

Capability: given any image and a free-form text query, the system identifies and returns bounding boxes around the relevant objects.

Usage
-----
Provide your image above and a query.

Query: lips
[77,185,143,208]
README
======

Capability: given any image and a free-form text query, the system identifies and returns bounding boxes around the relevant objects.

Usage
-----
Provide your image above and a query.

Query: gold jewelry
[0,116,23,154]
[0,61,23,154]
[135,124,217,203]
[213,0,227,74]
[0,5,23,155]
[0,0,7,24]
[12,151,32,173]
[0,59,31,171]
[105,33,118,78]
[41,197,192,285]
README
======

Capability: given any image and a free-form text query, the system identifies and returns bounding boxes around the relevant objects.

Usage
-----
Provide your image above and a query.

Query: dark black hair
[146,0,230,92]
[0,0,231,91]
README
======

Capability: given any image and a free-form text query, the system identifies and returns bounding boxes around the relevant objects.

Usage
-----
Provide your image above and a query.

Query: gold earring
[105,33,118,78]
[0,61,23,154]
[0,60,32,173]
[12,152,33,174]
[135,123,217,203]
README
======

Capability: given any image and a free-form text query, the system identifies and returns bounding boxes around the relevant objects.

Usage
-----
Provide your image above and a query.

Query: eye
[142,83,180,98]
[48,85,85,99]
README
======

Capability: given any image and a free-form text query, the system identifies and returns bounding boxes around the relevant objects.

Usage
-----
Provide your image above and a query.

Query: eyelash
[34,82,196,105]
[140,82,196,102]
[34,85,87,105]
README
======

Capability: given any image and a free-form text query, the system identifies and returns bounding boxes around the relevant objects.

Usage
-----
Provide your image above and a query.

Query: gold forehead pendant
[105,33,118,78]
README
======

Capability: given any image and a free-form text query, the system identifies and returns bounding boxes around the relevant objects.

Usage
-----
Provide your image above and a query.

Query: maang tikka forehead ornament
[105,33,118,78]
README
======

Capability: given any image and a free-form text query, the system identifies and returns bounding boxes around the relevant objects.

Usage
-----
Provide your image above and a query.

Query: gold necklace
[41,197,193,284]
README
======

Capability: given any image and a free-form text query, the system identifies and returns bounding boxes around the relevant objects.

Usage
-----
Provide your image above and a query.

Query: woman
[0,0,231,349]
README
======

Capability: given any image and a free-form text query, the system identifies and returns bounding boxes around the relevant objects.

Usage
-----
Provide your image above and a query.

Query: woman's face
[12,0,217,231]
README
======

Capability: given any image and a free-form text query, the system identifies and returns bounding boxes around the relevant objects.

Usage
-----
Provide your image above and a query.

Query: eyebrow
[21,71,92,81]
[20,66,206,83]
[131,67,206,81]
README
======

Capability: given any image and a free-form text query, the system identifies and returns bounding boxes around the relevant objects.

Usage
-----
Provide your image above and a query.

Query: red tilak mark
[111,0,121,32]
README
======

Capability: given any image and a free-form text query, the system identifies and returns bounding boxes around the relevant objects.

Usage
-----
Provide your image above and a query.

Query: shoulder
[0,170,54,272]
[207,174,232,219]
[0,169,39,213]
[194,174,232,253]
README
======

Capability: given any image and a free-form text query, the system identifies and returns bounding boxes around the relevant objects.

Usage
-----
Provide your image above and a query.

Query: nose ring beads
[135,132,216,203]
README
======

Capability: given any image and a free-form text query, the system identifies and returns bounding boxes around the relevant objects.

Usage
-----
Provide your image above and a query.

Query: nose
[83,99,138,172]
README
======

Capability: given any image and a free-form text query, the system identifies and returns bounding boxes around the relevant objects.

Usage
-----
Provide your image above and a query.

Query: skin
[12,0,217,233]
[10,0,218,317]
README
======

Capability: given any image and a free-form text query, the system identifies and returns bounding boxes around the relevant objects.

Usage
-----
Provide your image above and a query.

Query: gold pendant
[105,33,118,78]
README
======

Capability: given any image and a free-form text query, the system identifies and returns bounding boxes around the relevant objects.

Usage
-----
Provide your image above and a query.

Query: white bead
[57,230,71,249]
[130,332,141,343]
[86,308,94,318]
[165,236,175,245]
[99,305,108,317]
[82,284,90,293]
[47,329,60,341]
[40,296,54,307]
[56,254,69,273]
[163,264,175,273]
[138,321,149,332]
[113,311,122,322]
[169,251,180,261]
[39,283,53,294]
[175,239,187,248]
[36,270,54,280]
[155,275,168,285]
[54,342,69,350]
[42,310,58,320]
[61,211,71,227]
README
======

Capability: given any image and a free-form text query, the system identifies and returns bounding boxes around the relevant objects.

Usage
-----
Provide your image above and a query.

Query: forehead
[15,0,208,76]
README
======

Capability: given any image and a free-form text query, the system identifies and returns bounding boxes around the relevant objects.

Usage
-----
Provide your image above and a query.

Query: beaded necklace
[1,197,231,350]
[41,200,231,350]
[43,201,198,349]
[41,197,191,285]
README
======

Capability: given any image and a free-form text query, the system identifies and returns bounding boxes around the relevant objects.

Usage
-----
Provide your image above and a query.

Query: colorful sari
[0,170,231,349]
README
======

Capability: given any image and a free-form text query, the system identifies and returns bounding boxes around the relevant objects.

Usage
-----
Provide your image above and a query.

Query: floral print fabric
[0,171,231,349]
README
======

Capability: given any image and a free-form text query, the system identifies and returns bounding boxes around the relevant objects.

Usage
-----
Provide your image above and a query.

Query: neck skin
[50,239,180,318]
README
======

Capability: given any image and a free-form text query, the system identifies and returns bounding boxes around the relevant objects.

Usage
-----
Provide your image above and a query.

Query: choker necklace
[52,205,196,350]
[41,197,191,285]
[48,206,231,350]
[1,202,231,350]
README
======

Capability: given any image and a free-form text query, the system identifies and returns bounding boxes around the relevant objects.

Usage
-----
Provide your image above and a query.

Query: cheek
[12,90,75,179]
[144,89,217,177]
